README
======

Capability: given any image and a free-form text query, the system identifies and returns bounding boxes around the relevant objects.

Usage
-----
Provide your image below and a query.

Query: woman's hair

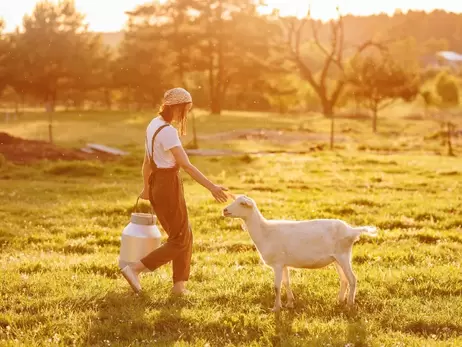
[159,102,191,136]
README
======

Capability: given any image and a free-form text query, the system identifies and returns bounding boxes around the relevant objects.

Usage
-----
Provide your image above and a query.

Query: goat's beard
[240,220,248,232]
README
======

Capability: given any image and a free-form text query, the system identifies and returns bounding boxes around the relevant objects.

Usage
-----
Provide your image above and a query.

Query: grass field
[1,109,462,346]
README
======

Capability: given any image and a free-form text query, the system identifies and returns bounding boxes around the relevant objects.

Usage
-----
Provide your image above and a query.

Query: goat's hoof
[286,301,294,309]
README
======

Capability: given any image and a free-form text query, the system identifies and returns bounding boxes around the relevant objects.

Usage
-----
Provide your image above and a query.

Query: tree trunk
[322,102,335,150]
[440,122,446,145]
[21,94,25,116]
[372,106,378,133]
[191,110,198,149]
[46,100,53,144]
[104,88,112,110]
[211,97,222,115]
[14,98,19,117]
[447,122,454,156]
[216,0,224,115]
[329,114,335,150]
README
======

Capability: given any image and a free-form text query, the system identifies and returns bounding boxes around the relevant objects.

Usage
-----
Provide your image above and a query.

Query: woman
[121,87,229,295]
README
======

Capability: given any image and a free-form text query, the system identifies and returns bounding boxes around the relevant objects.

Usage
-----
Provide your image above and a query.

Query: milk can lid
[130,213,157,225]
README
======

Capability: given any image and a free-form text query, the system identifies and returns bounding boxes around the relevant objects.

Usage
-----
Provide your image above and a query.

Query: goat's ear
[240,197,253,208]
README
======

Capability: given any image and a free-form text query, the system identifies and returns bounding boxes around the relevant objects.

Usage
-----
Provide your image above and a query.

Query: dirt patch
[0,132,116,164]
[198,129,349,143]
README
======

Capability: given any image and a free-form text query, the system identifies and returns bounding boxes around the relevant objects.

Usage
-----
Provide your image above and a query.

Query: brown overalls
[140,124,193,283]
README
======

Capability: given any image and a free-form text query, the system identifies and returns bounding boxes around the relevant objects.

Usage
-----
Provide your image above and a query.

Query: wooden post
[191,110,198,149]
[47,101,53,144]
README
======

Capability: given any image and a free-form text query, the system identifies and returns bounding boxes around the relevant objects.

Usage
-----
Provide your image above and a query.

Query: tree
[281,7,386,149]
[420,89,439,118]
[194,0,276,114]
[12,1,102,110]
[114,23,171,110]
[123,0,198,146]
[0,19,9,98]
[434,72,460,156]
[347,54,419,133]
[124,1,197,87]
[9,0,107,142]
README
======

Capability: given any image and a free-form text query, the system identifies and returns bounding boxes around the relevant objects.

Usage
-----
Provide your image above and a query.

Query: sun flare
[2,0,462,32]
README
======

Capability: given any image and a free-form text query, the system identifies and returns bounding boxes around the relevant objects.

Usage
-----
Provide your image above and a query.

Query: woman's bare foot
[121,261,147,293]
[172,281,190,295]
[121,266,141,293]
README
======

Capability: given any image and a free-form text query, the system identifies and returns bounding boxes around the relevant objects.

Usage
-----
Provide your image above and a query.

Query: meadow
[0,107,461,346]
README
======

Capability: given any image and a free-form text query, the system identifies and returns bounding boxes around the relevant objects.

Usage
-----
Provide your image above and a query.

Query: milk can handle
[133,195,155,224]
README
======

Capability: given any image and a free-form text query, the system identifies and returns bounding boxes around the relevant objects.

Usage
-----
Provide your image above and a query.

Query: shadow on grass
[272,307,369,347]
[206,281,371,346]
[85,290,189,346]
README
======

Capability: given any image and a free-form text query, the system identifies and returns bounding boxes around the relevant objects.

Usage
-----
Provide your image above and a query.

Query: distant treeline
[0,1,461,114]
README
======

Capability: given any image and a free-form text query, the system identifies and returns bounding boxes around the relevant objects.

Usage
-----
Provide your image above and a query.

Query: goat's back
[266,218,349,233]
[261,219,354,268]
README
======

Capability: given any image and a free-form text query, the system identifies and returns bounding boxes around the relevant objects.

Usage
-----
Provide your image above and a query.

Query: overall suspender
[146,124,172,204]
[146,124,171,171]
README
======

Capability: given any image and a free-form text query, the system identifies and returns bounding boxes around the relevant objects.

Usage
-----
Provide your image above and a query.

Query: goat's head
[223,195,256,219]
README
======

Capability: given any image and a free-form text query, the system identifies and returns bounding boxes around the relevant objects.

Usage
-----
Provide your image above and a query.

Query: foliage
[347,54,420,132]
[0,19,8,96]
[7,1,107,111]
[435,72,460,107]
[2,5,462,117]
[433,72,461,155]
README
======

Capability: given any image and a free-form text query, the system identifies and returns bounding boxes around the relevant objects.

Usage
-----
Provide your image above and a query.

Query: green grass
[1,109,462,346]
[3,104,461,155]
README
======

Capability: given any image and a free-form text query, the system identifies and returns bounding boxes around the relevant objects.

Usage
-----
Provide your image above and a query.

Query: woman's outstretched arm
[170,146,228,203]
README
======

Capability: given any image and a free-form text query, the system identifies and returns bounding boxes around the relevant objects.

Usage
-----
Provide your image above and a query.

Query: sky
[1,0,462,32]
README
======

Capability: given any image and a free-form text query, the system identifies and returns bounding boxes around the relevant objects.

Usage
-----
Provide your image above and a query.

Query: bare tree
[281,6,386,149]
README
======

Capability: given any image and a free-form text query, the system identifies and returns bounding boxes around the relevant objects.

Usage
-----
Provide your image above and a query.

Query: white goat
[223,195,378,312]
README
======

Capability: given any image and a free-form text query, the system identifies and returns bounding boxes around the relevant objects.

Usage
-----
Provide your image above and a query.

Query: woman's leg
[172,226,193,293]
[140,226,190,271]
[142,173,190,270]
[122,172,192,292]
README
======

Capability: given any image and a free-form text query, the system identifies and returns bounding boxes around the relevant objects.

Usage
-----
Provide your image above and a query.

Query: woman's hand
[171,146,229,203]
[209,184,229,203]
[140,187,150,200]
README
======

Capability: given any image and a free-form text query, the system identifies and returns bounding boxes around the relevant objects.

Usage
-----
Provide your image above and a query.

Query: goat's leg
[272,266,283,312]
[334,262,348,304]
[283,266,295,308]
[336,254,357,306]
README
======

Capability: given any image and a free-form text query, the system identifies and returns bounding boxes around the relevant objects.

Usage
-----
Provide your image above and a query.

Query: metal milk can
[118,198,162,269]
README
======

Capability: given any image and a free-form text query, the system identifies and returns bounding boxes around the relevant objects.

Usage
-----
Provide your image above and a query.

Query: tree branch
[378,98,396,110]
[283,16,321,95]
[331,79,345,106]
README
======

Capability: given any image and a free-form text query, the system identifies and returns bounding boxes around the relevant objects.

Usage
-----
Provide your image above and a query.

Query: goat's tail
[351,226,378,237]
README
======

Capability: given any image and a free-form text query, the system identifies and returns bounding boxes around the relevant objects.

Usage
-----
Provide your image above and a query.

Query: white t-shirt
[145,116,182,168]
